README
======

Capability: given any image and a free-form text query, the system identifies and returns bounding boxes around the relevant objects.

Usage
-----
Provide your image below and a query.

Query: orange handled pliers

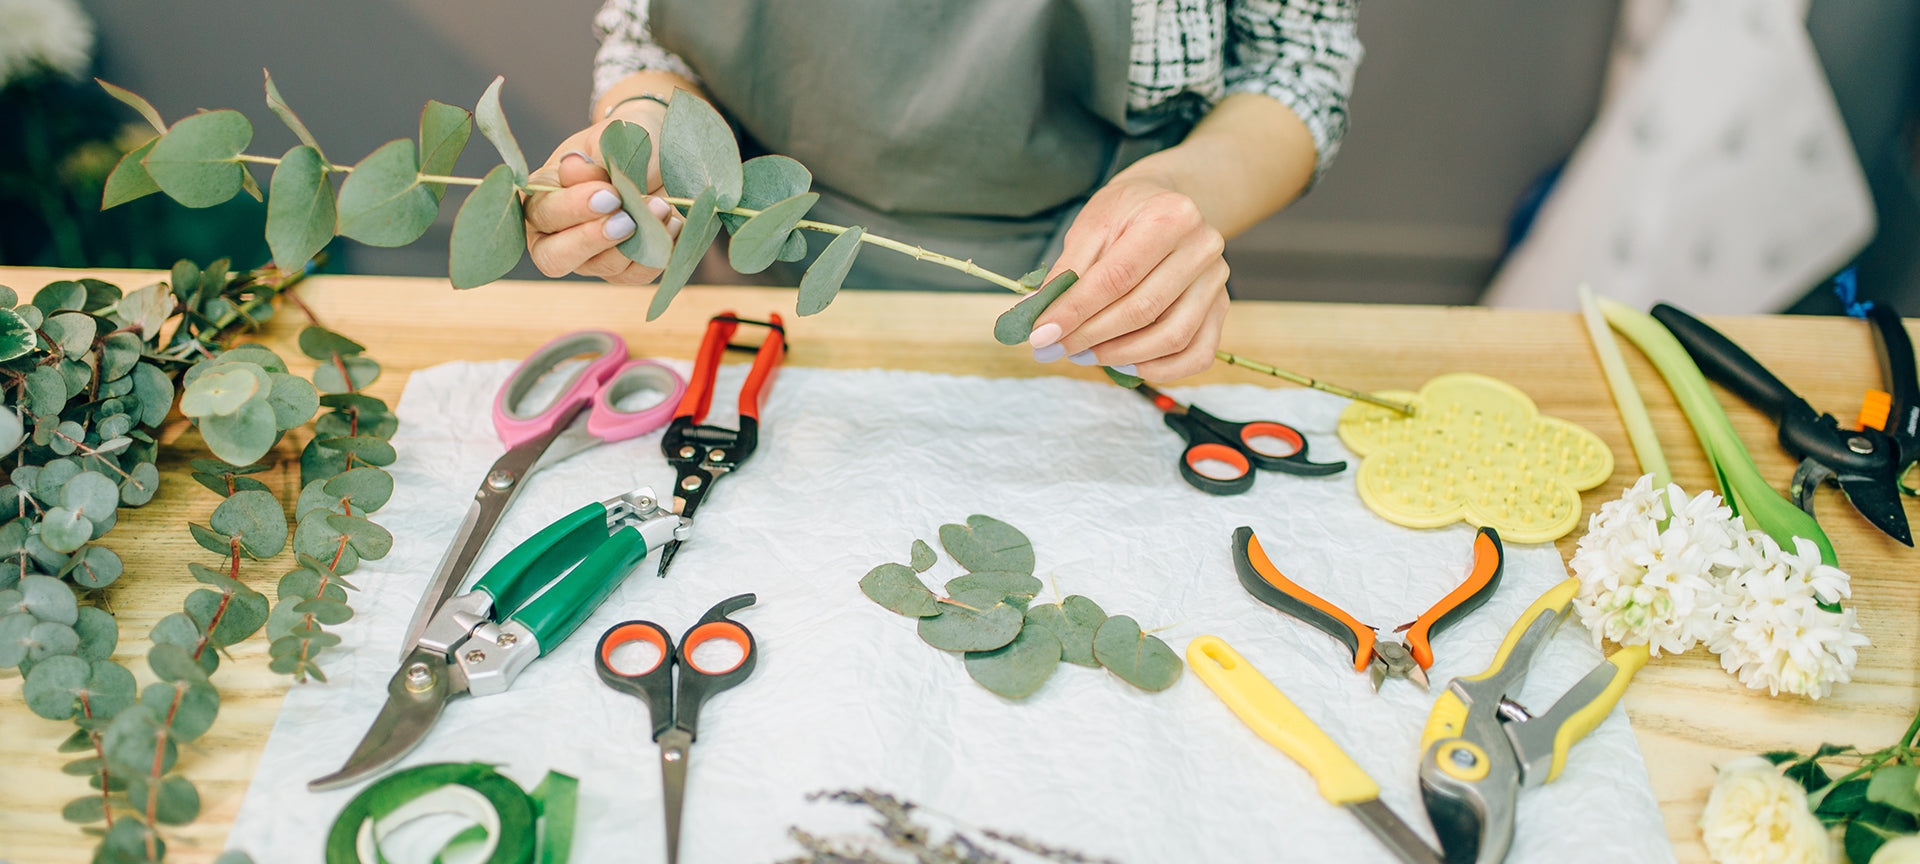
[1231,526,1504,690]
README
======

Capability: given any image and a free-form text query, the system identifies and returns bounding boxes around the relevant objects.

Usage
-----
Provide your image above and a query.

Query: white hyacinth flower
[1571,475,1737,655]
[0,0,94,86]
[1710,533,1870,700]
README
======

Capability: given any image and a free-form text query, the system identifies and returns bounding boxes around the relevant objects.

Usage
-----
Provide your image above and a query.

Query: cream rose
[1700,756,1831,864]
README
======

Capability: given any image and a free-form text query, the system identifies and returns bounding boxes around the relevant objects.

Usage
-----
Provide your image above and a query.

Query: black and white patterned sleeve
[591,0,701,103]
[1224,0,1362,180]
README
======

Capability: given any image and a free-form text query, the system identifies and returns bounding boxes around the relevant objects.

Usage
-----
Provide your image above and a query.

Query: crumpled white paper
[228,361,1673,864]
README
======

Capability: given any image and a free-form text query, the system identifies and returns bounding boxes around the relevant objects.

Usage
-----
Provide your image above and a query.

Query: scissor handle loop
[587,359,688,442]
[595,619,679,740]
[675,313,787,426]
[1181,443,1255,496]
[673,593,758,740]
[494,330,628,449]
[681,621,752,676]
[1235,421,1306,460]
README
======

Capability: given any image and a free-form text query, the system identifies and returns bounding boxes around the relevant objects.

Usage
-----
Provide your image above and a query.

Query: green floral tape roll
[324,762,577,864]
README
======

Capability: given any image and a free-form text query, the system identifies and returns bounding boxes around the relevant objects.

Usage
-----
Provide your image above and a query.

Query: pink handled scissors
[396,330,688,660]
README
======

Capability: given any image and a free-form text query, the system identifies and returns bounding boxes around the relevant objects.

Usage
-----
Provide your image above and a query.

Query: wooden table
[1,267,1913,864]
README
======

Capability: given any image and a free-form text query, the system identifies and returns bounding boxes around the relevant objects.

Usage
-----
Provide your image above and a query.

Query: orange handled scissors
[1231,526,1504,690]
[1132,383,1345,495]
[595,594,759,864]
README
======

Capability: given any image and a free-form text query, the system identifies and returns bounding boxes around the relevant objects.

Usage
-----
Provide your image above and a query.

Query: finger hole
[1186,443,1250,482]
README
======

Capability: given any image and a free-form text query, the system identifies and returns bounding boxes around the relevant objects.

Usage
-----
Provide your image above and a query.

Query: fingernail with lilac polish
[1033,343,1067,363]
[604,211,636,240]
[561,150,594,166]
[589,189,621,214]
[1111,364,1137,376]
[1067,349,1098,366]
[1028,322,1063,350]
[647,197,672,221]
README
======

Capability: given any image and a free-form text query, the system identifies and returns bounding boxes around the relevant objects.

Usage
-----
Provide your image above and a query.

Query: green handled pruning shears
[311,486,687,791]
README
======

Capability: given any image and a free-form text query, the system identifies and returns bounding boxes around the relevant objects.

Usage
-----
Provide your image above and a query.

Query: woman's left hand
[1026,171,1229,381]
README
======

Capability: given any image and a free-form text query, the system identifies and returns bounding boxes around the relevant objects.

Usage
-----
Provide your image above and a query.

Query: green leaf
[210,489,288,559]
[39,507,93,553]
[336,138,438,247]
[729,192,819,275]
[0,612,32,667]
[144,679,218,742]
[63,471,121,525]
[315,435,397,467]
[1785,758,1832,794]
[323,467,394,512]
[187,561,244,592]
[298,325,366,361]
[295,596,353,625]
[1103,366,1145,388]
[187,522,231,556]
[147,643,209,685]
[118,462,160,508]
[98,819,166,863]
[909,539,936,572]
[859,562,939,617]
[143,109,253,208]
[179,367,260,417]
[68,546,124,590]
[449,165,527,289]
[327,513,392,559]
[36,459,81,502]
[1093,615,1182,691]
[150,612,217,675]
[600,121,674,270]
[917,589,1023,652]
[474,76,530,183]
[62,756,102,775]
[97,79,167,135]
[994,271,1078,346]
[62,794,106,824]
[1846,807,1911,864]
[27,365,71,418]
[99,333,142,382]
[58,728,93,753]
[659,90,743,208]
[945,571,1042,610]
[1816,776,1870,820]
[1026,595,1106,667]
[266,372,321,429]
[209,342,287,374]
[23,654,88,719]
[293,508,359,571]
[649,186,720,321]
[20,573,78,624]
[27,620,79,660]
[0,307,35,361]
[720,154,812,233]
[263,69,324,158]
[797,227,861,316]
[419,100,473,201]
[777,230,809,262]
[1869,765,1920,814]
[102,703,174,774]
[188,586,270,647]
[73,605,117,660]
[33,280,87,313]
[81,659,137,721]
[939,515,1035,576]
[198,399,278,466]
[103,138,163,209]
[122,773,200,826]
[312,355,381,393]
[266,145,336,272]
[49,420,84,456]
[48,311,96,356]
[131,363,174,427]
[1017,267,1047,290]
[964,624,1062,699]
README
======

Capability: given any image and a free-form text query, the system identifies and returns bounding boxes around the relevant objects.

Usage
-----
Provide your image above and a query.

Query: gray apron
[651,0,1191,291]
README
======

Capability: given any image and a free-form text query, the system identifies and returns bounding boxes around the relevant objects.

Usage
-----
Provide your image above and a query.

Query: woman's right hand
[523,122,683,284]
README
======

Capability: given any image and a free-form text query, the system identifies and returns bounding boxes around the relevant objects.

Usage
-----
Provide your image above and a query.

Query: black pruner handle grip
[1651,303,1806,422]
[1868,303,1920,444]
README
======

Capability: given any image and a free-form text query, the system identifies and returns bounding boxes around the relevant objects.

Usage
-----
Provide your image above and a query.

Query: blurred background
[2,0,1915,312]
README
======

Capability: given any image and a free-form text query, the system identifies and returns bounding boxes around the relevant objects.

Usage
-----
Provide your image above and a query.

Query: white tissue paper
[228,360,1673,864]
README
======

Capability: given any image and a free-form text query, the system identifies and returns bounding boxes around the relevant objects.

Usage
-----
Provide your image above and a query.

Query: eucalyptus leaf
[298,326,366,361]
[917,589,1023,652]
[100,333,142,382]
[327,513,393,558]
[102,138,162,209]
[267,372,321,429]
[420,99,473,201]
[37,459,81,500]
[1092,615,1182,691]
[210,489,288,559]
[0,308,32,362]
[39,507,93,554]
[323,466,394,512]
[143,680,219,743]
[473,76,530,183]
[728,192,819,275]
[131,363,173,427]
[294,506,359,572]
[49,421,84,456]
[909,539,936,572]
[1102,366,1145,389]
[964,624,1062,699]
[649,186,720,321]
[315,435,397,467]
[938,515,1035,576]
[239,163,264,202]
[33,280,86,313]
[143,109,252,208]
[119,462,160,507]
[295,596,353,625]
[295,477,345,520]
[994,271,1078,346]
[312,355,381,394]
[184,586,270,647]
[99,819,165,863]
[49,311,96,356]
[187,562,244,593]
[61,756,102,776]
[188,522,232,556]
[197,399,279,466]
[0,411,21,461]
[124,773,200,826]
[147,643,210,685]
[1026,596,1105,667]
[795,226,863,317]
[0,612,35,667]
[23,653,88,719]
[58,728,92,753]
[210,342,287,374]
[449,165,527,289]
[859,562,939,617]
[98,79,167,134]
[73,605,117,660]
[27,620,79,660]
[263,69,325,158]
[81,659,136,721]
[68,546,124,590]
[719,154,812,234]
[659,90,743,208]
[336,138,438,247]
[601,121,674,270]
[26,365,70,418]
[150,612,217,676]
[179,367,260,417]
[101,703,174,775]
[62,795,106,824]
[266,144,336,272]
[63,471,121,525]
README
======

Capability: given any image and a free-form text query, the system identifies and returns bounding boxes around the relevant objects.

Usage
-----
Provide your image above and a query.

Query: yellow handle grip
[1546,643,1649,781]
[1461,576,1580,685]
[1188,635,1380,806]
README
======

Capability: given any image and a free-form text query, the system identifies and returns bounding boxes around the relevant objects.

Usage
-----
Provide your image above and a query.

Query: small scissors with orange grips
[595,594,759,864]
[1231,526,1504,690]
[1131,383,1345,496]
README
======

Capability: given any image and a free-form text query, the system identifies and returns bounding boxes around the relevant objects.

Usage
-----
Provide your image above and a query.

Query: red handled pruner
[656,312,786,577]
[1231,526,1504,690]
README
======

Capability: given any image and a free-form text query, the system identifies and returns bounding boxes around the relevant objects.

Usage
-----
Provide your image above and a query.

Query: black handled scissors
[1132,383,1345,495]
[595,594,758,864]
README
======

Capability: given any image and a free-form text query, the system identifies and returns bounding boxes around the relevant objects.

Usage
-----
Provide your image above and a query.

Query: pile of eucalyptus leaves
[0,260,395,864]
[860,515,1181,699]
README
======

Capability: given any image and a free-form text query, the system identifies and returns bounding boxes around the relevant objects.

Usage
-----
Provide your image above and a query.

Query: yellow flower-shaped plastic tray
[1337,373,1613,543]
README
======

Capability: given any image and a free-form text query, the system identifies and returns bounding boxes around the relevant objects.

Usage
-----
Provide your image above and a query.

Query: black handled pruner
[1652,302,1919,546]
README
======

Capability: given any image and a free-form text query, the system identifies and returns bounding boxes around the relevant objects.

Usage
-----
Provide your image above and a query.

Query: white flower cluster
[1570,474,1869,699]
[0,0,94,86]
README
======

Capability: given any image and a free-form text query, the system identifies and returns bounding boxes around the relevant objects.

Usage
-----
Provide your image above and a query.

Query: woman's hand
[522,118,682,284]
[1027,171,1229,381]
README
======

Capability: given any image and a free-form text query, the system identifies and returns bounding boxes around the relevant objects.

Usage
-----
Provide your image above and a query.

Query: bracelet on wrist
[602,92,670,119]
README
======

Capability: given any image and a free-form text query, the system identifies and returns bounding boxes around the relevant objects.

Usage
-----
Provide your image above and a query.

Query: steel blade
[658,730,693,864]
[1349,798,1444,864]
[309,649,455,791]
[1838,473,1913,546]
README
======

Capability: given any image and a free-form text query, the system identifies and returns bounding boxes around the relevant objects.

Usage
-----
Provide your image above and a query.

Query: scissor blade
[309,650,455,791]
[398,431,569,662]
[1350,799,1445,864]
[658,729,693,864]
[1838,472,1913,546]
